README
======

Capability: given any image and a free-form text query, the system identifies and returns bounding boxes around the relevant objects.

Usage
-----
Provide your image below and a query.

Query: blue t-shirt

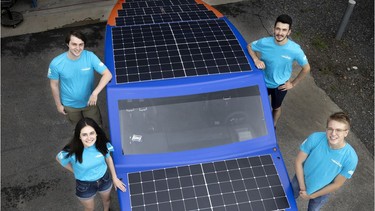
[48,50,108,108]
[300,132,358,195]
[57,142,114,181]
[251,37,308,88]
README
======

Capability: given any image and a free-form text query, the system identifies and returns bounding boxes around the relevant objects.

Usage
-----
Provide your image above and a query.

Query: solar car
[104,0,297,210]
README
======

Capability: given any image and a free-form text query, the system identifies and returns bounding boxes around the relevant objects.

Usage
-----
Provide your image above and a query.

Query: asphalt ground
[1,3,374,211]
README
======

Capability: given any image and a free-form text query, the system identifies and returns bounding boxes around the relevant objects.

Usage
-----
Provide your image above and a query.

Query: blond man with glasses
[291,112,358,210]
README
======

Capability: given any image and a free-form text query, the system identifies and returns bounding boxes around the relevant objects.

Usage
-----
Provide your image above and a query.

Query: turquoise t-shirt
[57,142,114,181]
[251,37,308,88]
[300,132,358,195]
[48,50,108,108]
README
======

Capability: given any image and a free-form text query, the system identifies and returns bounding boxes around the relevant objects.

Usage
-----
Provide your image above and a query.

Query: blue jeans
[291,175,330,211]
[75,171,113,199]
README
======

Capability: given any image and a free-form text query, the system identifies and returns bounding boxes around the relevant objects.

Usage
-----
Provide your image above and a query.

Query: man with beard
[247,14,310,127]
[48,30,112,126]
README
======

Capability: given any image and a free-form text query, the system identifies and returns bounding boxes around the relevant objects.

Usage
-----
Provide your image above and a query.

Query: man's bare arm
[247,43,265,69]
[50,79,66,115]
[88,69,113,106]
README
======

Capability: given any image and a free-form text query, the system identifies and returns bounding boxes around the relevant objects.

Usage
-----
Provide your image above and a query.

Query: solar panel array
[112,19,250,83]
[118,4,208,17]
[122,0,197,9]
[111,0,251,84]
[116,11,218,26]
[128,155,290,211]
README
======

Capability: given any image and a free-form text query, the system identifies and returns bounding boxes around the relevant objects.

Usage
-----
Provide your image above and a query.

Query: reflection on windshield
[119,86,267,155]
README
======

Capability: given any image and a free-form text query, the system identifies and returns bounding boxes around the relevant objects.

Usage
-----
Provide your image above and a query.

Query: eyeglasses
[326,128,348,133]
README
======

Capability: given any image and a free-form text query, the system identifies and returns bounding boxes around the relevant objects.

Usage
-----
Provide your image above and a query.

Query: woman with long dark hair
[56,117,126,211]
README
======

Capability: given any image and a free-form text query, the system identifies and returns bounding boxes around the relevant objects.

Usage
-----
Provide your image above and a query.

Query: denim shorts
[75,171,113,200]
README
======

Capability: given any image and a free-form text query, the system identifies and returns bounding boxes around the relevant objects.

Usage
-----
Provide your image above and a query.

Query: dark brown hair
[63,118,109,163]
[65,30,87,45]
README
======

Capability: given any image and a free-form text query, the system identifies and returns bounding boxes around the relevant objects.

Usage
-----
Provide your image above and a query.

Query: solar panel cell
[264,199,278,211]
[155,179,168,190]
[275,196,290,208]
[159,202,172,211]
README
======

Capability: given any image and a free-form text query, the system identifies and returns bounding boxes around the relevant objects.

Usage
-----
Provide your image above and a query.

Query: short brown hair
[327,112,351,129]
[65,30,87,45]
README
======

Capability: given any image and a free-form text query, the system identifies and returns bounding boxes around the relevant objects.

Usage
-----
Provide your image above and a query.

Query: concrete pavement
[1,0,116,38]
[1,0,373,210]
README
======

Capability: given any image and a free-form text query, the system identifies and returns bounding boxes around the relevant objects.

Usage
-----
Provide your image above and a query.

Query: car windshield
[118,86,268,155]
